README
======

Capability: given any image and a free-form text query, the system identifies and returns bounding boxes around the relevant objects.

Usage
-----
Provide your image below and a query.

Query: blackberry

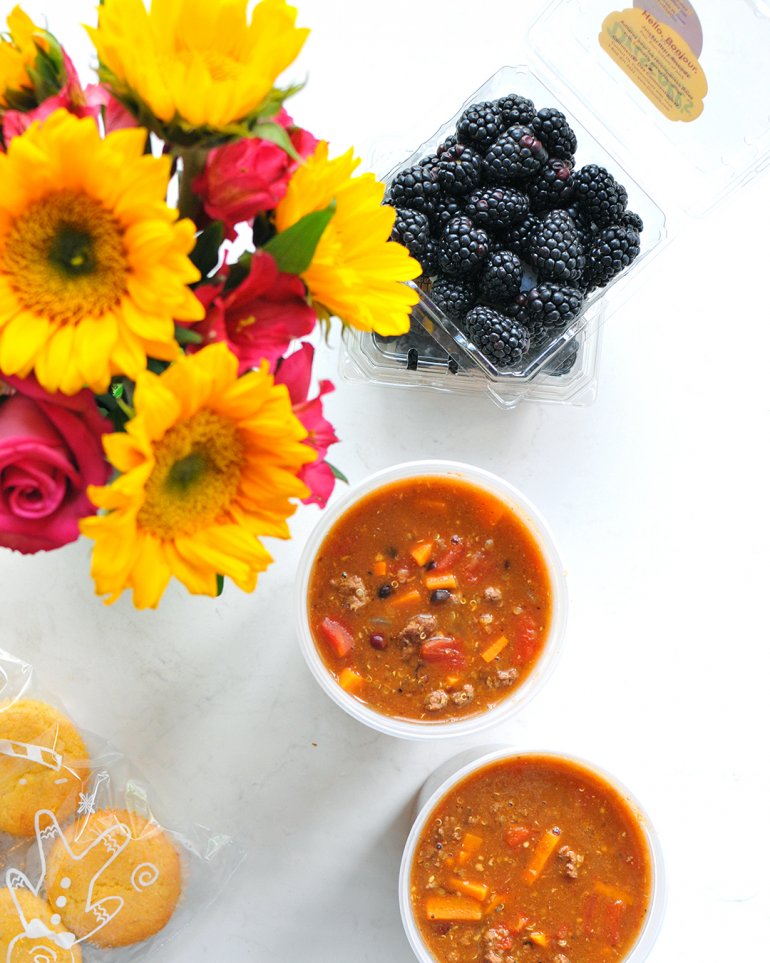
[621,210,644,232]
[464,306,530,368]
[529,210,585,283]
[456,101,505,152]
[501,213,540,259]
[573,164,628,227]
[436,135,459,154]
[464,186,529,233]
[564,202,595,249]
[436,143,483,196]
[421,236,440,277]
[429,276,477,322]
[478,251,523,305]
[526,282,584,328]
[583,225,641,289]
[439,216,490,277]
[482,126,548,185]
[391,208,430,259]
[527,158,575,212]
[493,93,536,128]
[531,108,577,161]
[387,164,441,215]
[430,192,464,234]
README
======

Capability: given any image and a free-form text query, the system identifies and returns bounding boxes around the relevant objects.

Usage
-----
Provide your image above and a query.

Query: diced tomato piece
[460,551,490,584]
[318,618,355,658]
[506,914,530,934]
[605,899,626,947]
[433,539,464,572]
[420,637,466,668]
[514,613,540,663]
[504,823,532,848]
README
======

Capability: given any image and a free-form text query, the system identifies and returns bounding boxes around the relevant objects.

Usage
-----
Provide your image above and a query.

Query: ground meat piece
[483,586,503,603]
[483,925,514,963]
[486,667,519,688]
[558,845,584,878]
[331,573,371,611]
[450,684,475,706]
[398,613,438,646]
[424,689,449,711]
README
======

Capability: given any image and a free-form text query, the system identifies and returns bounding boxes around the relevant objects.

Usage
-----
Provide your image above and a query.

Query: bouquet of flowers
[0,0,420,608]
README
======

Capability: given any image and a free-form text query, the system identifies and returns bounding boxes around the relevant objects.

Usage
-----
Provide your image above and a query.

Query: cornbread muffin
[0,699,89,837]
[45,808,182,948]
[0,887,82,961]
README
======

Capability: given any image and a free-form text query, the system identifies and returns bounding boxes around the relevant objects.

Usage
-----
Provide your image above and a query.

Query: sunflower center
[2,190,128,324]
[138,408,245,540]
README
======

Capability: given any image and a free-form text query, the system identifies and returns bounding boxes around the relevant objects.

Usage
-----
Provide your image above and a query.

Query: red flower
[194,111,319,238]
[192,251,318,371]
[274,344,339,508]
[0,376,111,554]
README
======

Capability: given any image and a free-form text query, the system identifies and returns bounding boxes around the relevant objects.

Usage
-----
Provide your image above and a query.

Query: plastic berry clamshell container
[342,1,770,410]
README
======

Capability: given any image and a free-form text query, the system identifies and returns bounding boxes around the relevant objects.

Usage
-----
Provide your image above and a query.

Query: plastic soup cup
[296,460,567,739]
[399,747,666,963]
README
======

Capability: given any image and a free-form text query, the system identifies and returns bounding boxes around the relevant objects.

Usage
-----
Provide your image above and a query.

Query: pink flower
[194,112,319,238]
[0,376,111,554]
[192,251,318,371]
[274,343,339,508]
[83,83,138,133]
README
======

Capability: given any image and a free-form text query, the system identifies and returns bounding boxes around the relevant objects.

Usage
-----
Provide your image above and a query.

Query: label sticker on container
[599,7,708,121]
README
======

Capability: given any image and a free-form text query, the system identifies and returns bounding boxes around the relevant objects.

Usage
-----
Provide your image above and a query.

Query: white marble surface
[1,1,770,960]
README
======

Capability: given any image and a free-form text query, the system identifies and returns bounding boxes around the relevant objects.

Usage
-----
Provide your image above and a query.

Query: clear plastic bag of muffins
[0,648,244,961]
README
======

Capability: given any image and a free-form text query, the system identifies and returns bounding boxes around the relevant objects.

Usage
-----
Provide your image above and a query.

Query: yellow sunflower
[274,142,421,336]
[0,110,203,395]
[0,6,47,109]
[80,343,315,609]
[87,0,308,134]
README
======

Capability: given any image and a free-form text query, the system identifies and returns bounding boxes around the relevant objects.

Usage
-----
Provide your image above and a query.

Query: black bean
[378,584,393,599]
[430,589,452,604]
[369,633,387,650]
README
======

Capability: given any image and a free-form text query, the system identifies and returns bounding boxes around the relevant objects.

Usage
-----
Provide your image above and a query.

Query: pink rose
[194,112,319,238]
[274,343,339,508]
[191,251,318,372]
[0,376,111,554]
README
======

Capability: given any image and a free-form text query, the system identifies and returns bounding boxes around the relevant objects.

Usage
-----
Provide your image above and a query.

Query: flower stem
[176,147,208,223]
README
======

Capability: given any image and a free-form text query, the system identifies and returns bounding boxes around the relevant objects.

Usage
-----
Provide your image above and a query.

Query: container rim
[295,459,568,740]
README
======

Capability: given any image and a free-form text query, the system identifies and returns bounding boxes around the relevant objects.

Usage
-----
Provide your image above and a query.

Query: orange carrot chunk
[456,832,484,866]
[523,827,561,885]
[410,541,434,566]
[338,668,364,692]
[425,895,483,922]
[373,559,387,576]
[425,573,458,590]
[449,876,489,902]
[480,634,509,662]
[389,587,422,608]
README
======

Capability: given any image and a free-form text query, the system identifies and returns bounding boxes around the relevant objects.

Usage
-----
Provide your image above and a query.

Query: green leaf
[250,120,301,162]
[216,574,225,596]
[190,221,224,279]
[174,324,203,346]
[328,462,349,484]
[262,202,335,276]
[111,382,124,399]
